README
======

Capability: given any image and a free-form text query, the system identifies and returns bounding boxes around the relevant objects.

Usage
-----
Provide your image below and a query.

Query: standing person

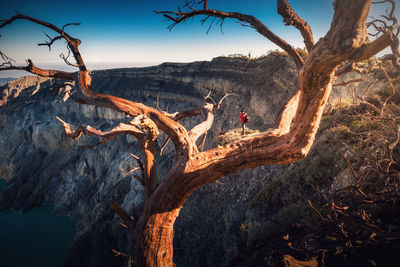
[239,110,248,135]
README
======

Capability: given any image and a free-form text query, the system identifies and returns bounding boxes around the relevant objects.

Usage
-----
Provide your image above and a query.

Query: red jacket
[239,113,247,124]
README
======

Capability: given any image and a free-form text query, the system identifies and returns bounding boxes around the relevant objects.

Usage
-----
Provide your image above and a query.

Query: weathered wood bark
[133,1,396,265]
[1,0,398,266]
[134,203,181,266]
[277,0,314,52]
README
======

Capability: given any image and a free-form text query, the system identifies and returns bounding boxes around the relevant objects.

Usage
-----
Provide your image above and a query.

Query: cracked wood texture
[277,0,314,52]
[0,0,397,266]
[135,1,393,266]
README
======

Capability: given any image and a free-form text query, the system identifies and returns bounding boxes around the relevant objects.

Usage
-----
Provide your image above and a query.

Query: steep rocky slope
[0,77,15,86]
[0,53,387,266]
[0,54,298,266]
[240,80,400,266]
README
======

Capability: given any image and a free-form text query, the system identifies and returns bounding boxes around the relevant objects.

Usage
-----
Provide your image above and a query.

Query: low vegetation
[215,128,260,145]
[238,72,400,266]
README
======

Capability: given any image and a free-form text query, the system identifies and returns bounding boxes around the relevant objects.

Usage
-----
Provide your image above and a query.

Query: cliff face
[0,54,299,266]
[0,78,15,86]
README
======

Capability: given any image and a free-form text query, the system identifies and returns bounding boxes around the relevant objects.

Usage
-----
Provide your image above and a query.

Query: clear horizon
[1,0,398,78]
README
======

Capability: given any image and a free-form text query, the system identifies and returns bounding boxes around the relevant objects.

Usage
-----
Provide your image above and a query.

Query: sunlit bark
[0,0,398,265]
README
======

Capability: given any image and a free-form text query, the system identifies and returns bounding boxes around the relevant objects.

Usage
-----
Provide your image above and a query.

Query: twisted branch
[59,45,80,67]
[0,58,75,80]
[277,0,314,52]
[369,0,400,70]
[38,32,63,51]
[0,13,86,70]
[378,63,396,114]
[332,78,366,87]
[155,1,304,70]
[130,153,146,186]
[56,116,144,144]
[0,51,15,67]
[112,202,134,231]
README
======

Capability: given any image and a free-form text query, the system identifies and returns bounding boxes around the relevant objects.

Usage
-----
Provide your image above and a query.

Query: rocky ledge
[0,54,372,266]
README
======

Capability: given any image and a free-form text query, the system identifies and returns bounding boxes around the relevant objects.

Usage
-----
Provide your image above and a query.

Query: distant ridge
[0,78,16,86]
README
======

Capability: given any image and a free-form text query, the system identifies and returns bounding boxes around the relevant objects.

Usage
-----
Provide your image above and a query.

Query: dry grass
[215,127,260,145]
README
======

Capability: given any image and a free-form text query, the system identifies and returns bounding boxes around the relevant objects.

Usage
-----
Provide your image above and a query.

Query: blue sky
[0,0,397,78]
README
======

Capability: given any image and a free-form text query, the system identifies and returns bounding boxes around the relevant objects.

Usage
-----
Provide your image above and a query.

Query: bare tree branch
[378,63,396,114]
[38,32,63,51]
[159,91,235,153]
[369,0,400,70]
[132,174,145,186]
[187,92,234,145]
[188,103,214,144]
[380,53,400,71]
[62,22,81,31]
[387,126,400,173]
[335,62,375,77]
[0,58,75,80]
[0,13,86,70]
[0,50,15,67]
[112,202,134,232]
[130,153,145,176]
[307,199,327,222]
[57,114,159,196]
[159,137,170,156]
[2,1,398,265]
[273,90,300,136]
[177,0,395,192]
[56,116,144,145]
[214,92,236,109]
[59,45,80,67]
[349,32,393,61]
[197,132,207,152]
[69,71,196,160]
[155,2,304,70]
[332,78,365,87]
[163,108,202,121]
[277,0,315,52]
[203,90,216,105]
[130,153,146,186]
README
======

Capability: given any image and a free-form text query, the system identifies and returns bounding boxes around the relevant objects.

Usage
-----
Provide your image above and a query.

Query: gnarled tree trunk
[134,1,394,265]
[135,208,180,266]
[0,0,398,266]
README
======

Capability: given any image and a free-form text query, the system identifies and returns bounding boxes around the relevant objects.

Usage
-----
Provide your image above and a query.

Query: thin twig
[307,199,326,222]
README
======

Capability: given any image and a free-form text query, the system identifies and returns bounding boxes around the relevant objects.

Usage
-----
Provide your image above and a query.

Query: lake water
[0,179,76,267]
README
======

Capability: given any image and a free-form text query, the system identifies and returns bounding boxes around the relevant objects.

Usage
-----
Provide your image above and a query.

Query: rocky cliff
[0,54,379,266]
[0,78,15,86]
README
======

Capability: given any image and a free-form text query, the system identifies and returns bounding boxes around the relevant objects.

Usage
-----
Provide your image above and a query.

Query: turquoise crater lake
[0,179,76,267]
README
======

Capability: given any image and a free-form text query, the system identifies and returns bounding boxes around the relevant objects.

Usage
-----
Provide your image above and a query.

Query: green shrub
[319,115,336,131]
[347,119,380,132]
[252,179,283,207]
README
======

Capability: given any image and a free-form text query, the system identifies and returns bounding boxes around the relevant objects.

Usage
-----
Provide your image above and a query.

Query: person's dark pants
[242,123,246,135]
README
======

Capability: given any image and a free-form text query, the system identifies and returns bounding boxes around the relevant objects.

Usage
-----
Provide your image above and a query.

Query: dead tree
[1,0,399,266]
